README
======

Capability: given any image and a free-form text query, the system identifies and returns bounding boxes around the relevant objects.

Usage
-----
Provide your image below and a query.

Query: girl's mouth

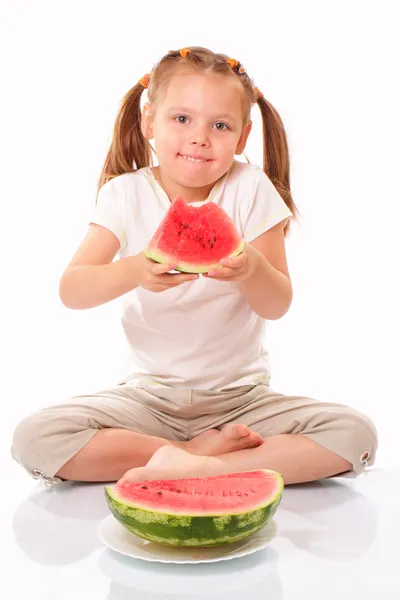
[178,153,211,163]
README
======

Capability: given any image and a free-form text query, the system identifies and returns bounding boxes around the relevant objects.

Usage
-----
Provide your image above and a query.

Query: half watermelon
[144,196,245,274]
[105,470,283,547]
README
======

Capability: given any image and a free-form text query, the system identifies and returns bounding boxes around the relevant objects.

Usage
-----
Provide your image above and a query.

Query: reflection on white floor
[3,458,400,600]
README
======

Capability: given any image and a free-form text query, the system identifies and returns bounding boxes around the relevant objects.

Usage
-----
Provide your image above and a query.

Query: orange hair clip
[227,58,238,69]
[139,73,151,89]
[180,48,191,58]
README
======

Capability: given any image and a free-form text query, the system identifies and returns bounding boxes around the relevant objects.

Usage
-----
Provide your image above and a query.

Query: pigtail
[96,82,152,195]
[257,95,300,236]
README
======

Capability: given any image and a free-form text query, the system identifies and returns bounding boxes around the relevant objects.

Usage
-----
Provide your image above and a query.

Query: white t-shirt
[90,160,293,390]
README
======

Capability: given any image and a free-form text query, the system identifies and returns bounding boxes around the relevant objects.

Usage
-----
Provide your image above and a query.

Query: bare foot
[119,445,229,485]
[186,429,220,453]
[187,424,263,456]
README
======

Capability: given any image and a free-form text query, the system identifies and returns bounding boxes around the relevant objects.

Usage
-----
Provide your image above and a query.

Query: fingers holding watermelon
[151,261,178,275]
[136,252,199,292]
[204,246,256,282]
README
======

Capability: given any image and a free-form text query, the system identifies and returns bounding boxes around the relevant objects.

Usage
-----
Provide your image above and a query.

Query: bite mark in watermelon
[105,469,283,547]
[144,195,245,274]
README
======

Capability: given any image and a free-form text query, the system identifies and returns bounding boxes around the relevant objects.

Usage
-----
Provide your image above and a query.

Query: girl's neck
[151,166,219,204]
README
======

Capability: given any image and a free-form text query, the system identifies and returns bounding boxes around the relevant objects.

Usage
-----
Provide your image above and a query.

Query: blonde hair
[97,46,300,236]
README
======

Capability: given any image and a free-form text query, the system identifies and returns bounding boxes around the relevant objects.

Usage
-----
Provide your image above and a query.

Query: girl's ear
[141,102,155,140]
[235,121,252,155]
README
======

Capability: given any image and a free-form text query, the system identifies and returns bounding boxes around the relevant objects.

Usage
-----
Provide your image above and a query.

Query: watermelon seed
[141,485,148,489]
[210,243,214,249]
[213,236,217,242]
[237,492,242,496]
[176,489,182,493]
[157,491,163,495]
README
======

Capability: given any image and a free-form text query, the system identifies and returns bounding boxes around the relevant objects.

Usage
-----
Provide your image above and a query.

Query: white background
[2,0,399,471]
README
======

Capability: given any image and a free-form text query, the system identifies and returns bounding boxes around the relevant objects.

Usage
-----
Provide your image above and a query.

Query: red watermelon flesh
[112,470,282,516]
[144,195,245,274]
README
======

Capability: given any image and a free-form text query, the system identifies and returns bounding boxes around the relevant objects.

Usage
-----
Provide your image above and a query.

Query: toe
[230,423,251,440]
[118,467,145,484]
[239,431,263,448]
[249,432,264,446]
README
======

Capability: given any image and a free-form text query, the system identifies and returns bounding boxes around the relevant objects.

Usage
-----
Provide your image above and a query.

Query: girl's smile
[178,152,212,162]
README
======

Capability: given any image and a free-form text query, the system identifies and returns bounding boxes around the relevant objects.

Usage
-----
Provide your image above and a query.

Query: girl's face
[142,72,252,195]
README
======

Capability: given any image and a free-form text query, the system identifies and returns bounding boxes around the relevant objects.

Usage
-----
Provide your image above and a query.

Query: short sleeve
[243,168,293,243]
[89,179,128,249]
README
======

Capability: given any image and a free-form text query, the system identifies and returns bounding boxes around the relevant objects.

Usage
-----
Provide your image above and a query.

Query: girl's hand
[203,244,258,282]
[135,252,199,292]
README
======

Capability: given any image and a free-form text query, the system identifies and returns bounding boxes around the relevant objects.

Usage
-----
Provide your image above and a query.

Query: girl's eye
[174,116,230,130]
[214,122,229,131]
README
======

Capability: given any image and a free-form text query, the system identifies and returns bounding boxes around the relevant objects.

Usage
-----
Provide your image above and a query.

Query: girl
[11,46,377,487]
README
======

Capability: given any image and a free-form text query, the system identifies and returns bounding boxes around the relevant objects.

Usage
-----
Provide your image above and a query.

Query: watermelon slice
[105,470,283,547]
[144,196,245,274]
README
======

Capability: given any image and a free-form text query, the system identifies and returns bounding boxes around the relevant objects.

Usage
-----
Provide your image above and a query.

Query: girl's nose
[191,127,210,147]
[191,138,210,147]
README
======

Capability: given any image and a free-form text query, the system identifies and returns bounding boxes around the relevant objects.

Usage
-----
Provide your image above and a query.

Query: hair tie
[139,73,151,89]
[255,87,264,100]
[227,58,246,75]
[180,48,191,58]
[227,58,238,69]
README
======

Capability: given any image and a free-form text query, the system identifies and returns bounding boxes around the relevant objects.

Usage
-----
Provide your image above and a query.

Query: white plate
[98,514,277,564]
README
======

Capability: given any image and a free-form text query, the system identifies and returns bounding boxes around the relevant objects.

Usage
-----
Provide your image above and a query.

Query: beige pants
[11,384,378,483]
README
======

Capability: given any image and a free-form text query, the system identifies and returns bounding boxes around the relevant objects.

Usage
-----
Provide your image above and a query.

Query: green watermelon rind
[143,238,246,274]
[104,470,284,547]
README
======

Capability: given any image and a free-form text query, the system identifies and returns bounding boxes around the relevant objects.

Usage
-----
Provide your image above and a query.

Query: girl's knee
[10,406,91,481]
[301,404,378,475]
[324,406,377,473]
[347,408,378,468]
[11,411,42,468]
[341,406,377,451]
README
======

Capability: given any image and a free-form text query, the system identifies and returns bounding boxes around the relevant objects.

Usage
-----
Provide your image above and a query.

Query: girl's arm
[59,224,138,309]
[239,220,293,320]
